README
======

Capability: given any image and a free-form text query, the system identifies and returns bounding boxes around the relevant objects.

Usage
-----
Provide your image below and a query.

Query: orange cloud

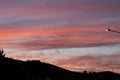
[0,26,120,50]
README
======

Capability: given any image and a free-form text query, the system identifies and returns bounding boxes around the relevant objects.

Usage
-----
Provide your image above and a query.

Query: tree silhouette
[0,49,5,57]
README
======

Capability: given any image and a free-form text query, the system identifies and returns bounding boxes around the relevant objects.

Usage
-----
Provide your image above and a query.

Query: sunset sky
[0,0,120,72]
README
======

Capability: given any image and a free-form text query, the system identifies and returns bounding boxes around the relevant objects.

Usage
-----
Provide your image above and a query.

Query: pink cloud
[55,54,120,73]
[0,26,119,50]
[0,0,120,73]
[6,53,73,64]
[0,2,120,18]
[6,53,120,73]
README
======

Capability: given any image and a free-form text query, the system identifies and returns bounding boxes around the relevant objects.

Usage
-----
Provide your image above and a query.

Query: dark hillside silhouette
[0,50,120,80]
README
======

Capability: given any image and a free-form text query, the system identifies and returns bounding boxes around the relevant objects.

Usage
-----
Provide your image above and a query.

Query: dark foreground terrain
[0,51,120,80]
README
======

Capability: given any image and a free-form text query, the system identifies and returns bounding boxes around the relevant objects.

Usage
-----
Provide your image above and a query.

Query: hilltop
[0,51,120,80]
